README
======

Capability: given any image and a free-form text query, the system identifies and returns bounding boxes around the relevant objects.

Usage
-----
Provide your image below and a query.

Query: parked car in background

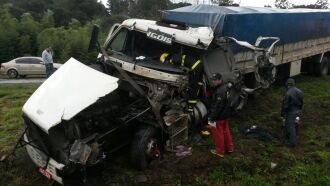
[0,57,62,78]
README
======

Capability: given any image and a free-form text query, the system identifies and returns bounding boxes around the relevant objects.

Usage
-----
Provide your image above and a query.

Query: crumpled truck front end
[22,58,121,184]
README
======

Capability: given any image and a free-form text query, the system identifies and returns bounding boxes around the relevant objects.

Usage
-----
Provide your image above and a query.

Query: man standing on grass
[208,73,234,158]
[42,46,54,78]
[281,78,303,148]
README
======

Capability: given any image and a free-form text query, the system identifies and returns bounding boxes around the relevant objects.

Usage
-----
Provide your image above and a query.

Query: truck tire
[314,57,329,77]
[130,126,160,170]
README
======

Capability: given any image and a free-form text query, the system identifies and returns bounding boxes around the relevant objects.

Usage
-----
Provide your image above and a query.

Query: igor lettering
[147,32,172,44]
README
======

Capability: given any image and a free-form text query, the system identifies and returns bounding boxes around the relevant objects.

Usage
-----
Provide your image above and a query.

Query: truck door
[203,47,246,111]
[203,47,238,83]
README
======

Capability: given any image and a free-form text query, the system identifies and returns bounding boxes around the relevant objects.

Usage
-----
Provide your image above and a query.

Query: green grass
[0,85,38,154]
[0,76,329,186]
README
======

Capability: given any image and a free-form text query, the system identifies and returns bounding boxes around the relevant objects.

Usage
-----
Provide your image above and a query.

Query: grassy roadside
[0,76,329,186]
[0,84,39,153]
[208,75,330,186]
[0,84,44,186]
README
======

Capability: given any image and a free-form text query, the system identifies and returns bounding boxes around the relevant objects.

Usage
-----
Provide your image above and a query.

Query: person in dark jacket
[208,73,234,158]
[281,78,303,148]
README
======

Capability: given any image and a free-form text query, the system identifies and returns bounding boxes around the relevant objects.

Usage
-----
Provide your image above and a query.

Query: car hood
[22,58,119,133]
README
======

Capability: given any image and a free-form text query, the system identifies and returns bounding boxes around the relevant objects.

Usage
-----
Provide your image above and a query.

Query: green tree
[292,0,328,9]
[275,0,291,9]
[130,0,170,19]
[315,0,329,9]
[211,0,234,6]
[41,10,55,29]
[69,18,81,29]
[12,0,49,19]
[107,0,130,15]
[19,13,40,56]
[18,35,32,56]
[53,0,106,26]
[37,27,68,63]
[0,9,19,62]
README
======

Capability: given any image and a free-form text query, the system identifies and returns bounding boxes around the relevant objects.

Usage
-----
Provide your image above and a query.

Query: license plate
[38,167,52,180]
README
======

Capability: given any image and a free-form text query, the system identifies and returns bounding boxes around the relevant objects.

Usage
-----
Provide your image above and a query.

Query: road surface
[0,78,45,84]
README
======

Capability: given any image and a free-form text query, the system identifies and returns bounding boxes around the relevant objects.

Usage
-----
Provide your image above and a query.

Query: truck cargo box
[161,5,330,49]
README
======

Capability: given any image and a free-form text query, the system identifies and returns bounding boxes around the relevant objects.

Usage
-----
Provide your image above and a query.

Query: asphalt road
[0,78,45,84]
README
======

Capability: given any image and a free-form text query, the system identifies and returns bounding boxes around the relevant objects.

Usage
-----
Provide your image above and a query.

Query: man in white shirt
[42,46,54,78]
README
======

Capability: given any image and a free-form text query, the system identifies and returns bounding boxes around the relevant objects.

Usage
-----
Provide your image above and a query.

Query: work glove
[208,118,216,127]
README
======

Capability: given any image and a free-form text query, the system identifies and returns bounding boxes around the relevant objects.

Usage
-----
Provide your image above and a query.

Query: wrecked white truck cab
[19,18,282,185]
[22,19,220,185]
[21,18,273,185]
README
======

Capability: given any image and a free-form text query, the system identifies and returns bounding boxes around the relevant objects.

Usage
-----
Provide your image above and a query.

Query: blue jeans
[285,112,297,147]
[45,63,54,78]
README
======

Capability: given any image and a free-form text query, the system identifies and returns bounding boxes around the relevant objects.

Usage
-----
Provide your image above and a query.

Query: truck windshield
[107,27,182,59]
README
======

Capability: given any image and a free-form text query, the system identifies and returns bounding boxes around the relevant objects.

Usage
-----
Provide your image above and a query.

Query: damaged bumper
[24,134,65,184]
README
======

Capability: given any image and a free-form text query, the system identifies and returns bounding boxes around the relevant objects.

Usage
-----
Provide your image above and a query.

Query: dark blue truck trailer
[162,5,330,46]
[162,5,330,86]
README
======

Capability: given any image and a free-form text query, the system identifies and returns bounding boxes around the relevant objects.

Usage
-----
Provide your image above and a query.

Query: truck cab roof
[119,19,214,49]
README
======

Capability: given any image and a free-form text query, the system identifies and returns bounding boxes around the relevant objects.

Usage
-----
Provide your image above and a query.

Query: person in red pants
[208,73,234,158]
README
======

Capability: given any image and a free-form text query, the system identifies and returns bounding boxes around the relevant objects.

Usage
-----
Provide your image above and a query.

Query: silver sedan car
[0,57,62,78]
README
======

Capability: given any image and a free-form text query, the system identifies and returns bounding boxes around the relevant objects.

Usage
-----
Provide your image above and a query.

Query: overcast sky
[100,0,320,7]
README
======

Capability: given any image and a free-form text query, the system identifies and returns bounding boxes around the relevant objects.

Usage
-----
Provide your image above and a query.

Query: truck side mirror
[88,25,100,52]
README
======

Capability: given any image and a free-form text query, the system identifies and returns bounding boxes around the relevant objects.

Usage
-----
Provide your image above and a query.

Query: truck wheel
[314,57,329,77]
[130,126,161,170]
[7,69,18,79]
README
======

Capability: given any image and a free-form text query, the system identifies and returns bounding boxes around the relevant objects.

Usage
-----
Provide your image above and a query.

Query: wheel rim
[7,70,17,78]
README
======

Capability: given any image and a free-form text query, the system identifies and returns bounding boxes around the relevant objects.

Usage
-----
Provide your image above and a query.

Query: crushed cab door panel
[22,58,119,133]
[203,48,237,82]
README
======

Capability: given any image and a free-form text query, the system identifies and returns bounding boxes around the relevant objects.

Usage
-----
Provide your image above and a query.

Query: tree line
[0,0,189,64]
[0,0,109,64]
[275,0,329,9]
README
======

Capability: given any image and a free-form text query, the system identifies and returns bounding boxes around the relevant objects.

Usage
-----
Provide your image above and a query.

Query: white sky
[100,0,320,7]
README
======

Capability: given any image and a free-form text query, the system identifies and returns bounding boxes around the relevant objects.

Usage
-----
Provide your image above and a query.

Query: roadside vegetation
[0,0,190,65]
[0,75,329,185]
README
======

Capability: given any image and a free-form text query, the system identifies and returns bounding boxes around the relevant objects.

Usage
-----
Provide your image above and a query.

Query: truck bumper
[24,134,65,184]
